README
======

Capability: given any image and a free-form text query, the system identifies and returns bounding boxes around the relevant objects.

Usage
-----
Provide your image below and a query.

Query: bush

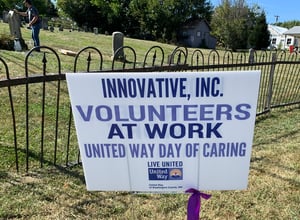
[0,33,14,50]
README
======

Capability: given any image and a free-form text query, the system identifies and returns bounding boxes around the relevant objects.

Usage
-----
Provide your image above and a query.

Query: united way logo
[148,168,183,181]
[169,168,183,180]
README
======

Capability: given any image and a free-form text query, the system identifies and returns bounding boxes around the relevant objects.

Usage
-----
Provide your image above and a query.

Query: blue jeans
[31,24,41,49]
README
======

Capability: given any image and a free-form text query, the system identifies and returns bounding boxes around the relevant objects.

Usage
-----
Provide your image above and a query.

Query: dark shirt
[27,6,40,26]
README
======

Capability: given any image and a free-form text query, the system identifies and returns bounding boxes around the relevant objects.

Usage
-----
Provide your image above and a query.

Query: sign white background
[66,71,260,192]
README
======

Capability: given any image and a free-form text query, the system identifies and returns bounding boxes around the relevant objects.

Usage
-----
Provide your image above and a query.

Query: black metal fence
[0,46,299,171]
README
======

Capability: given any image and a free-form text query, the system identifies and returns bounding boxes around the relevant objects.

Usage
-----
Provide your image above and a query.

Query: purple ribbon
[185,188,211,220]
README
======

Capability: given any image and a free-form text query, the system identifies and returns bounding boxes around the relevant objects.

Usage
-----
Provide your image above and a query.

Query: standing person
[14,0,41,52]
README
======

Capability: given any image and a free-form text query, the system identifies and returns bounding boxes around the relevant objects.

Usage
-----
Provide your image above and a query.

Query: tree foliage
[248,10,270,49]
[276,20,300,29]
[211,0,249,50]
[211,0,270,50]
[57,0,104,29]
[0,0,57,17]
[128,0,213,41]
[57,0,213,42]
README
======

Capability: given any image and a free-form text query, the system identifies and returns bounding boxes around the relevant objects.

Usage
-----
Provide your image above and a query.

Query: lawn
[0,107,298,219]
[0,21,299,219]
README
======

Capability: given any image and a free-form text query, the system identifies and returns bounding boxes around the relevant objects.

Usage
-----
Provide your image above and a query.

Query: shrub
[0,33,14,50]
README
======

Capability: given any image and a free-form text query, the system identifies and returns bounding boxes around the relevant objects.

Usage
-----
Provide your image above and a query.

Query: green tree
[128,0,213,42]
[211,0,270,50]
[57,0,104,29]
[90,0,133,34]
[276,20,300,29]
[0,0,57,17]
[248,10,270,49]
[58,0,132,33]
[0,0,18,11]
[57,0,213,41]
[211,0,249,50]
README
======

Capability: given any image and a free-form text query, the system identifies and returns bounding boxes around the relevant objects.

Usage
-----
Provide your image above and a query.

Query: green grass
[0,22,178,75]
[0,22,300,219]
[0,107,299,219]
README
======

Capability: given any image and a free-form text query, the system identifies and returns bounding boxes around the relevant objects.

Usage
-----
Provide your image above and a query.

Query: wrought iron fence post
[265,52,277,111]
[1,46,300,172]
[248,48,255,64]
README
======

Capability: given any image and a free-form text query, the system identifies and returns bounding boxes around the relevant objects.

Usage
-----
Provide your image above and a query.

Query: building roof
[181,19,212,31]
[268,25,288,35]
[283,26,300,36]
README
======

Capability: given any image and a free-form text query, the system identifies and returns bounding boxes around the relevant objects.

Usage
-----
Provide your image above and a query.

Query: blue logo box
[148,168,183,180]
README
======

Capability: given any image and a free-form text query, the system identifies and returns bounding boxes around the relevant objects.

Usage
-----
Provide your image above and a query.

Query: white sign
[66,71,260,192]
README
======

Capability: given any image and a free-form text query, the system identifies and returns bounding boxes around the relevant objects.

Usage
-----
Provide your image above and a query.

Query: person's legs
[31,25,40,51]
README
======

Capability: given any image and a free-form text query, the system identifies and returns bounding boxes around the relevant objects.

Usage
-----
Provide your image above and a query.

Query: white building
[283,26,300,51]
[268,24,297,50]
